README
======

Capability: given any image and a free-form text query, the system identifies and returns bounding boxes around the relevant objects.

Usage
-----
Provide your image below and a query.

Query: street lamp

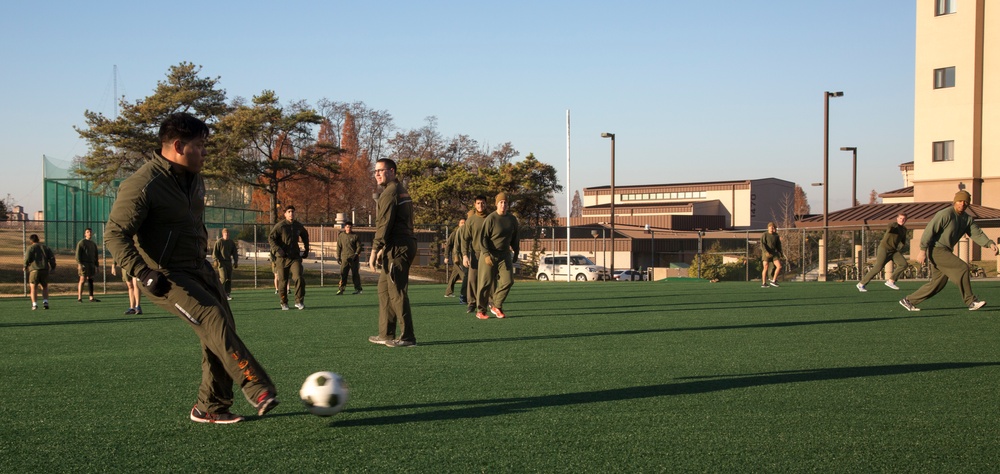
[821,90,843,282]
[591,230,599,267]
[644,224,653,281]
[840,147,857,207]
[601,132,615,275]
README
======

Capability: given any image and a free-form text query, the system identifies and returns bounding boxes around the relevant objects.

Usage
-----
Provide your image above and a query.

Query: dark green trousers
[475,253,496,313]
[377,240,417,342]
[906,247,976,306]
[860,247,907,285]
[216,261,234,294]
[479,253,514,310]
[446,261,463,295]
[148,261,276,413]
[275,256,305,305]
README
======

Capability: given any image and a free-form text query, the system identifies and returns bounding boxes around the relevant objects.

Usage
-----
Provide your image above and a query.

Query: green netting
[42,155,261,251]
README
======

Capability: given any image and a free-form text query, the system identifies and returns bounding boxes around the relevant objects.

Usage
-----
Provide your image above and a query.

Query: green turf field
[3,279,1000,472]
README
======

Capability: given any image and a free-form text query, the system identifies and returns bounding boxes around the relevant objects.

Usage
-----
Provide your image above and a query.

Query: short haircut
[159,112,209,145]
[897,212,907,218]
[284,205,296,212]
[343,221,353,227]
[29,234,39,243]
[474,195,487,203]
[376,158,397,172]
[767,221,776,229]
[84,227,93,233]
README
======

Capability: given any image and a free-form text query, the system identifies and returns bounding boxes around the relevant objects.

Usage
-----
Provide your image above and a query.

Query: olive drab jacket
[105,152,208,278]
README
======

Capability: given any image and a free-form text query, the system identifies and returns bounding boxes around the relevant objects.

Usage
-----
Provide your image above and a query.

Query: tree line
[75,62,561,227]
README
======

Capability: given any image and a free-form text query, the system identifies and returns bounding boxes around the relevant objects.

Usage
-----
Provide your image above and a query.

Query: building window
[935,0,955,16]
[932,140,954,162]
[934,67,955,88]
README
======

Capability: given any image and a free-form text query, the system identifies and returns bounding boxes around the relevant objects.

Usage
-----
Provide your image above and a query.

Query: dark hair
[29,234,39,243]
[159,112,209,145]
[84,227,93,233]
[474,195,487,202]
[343,221,353,227]
[284,205,296,212]
[376,158,397,172]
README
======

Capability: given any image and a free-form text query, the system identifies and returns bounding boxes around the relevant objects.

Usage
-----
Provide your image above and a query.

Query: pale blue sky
[1,1,915,218]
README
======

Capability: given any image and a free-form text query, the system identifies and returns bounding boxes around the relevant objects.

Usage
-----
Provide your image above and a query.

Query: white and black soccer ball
[299,371,349,417]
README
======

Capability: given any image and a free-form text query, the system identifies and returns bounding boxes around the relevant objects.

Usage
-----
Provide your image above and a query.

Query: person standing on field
[336,221,363,295]
[105,112,278,424]
[213,228,239,300]
[24,234,55,310]
[477,193,519,319]
[899,190,998,312]
[444,217,466,299]
[761,222,783,288]
[269,205,309,310]
[76,227,101,302]
[111,258,142,315]
[368,158,417,348]
[857,213,909,292]
[461,195,490,314]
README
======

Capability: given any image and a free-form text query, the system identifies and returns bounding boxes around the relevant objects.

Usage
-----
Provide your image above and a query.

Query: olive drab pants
[860,247,907,285]
[275,256,305,305]
[478,252,513,311]
[906,247,977,306]
[465,253,479,309]
[377,239,417,342]
[144,261,276,413]
[339,256,362,292]
[216,260,234,294]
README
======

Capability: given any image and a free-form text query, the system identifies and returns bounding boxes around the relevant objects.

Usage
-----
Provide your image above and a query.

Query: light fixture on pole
[821,91,843,282]
[601,132,616,275]
[840,147,858,207]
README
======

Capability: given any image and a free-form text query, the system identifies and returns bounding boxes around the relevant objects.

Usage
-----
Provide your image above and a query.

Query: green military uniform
[25,242,55,285]
[213,237,239,295]
[479,210,519,312]
[106,151,276,414]
[761,232,782,261]
[373,178,416,343]
[860,221,908,285]
[75,238,99,278]
[337,230,363,293]
[269,219,309,307]
[462,210,488,312]
[444,224,464,296]
[906,204,995,307]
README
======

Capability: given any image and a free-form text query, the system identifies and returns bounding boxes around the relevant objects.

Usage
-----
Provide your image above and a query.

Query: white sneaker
[280,304,289,311]
[969,300,986,311]
[294,303,304,310]
[884,281,900,290]
[856,282,867,292]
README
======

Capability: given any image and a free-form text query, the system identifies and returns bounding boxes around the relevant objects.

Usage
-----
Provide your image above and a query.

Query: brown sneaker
[190,406,243,424]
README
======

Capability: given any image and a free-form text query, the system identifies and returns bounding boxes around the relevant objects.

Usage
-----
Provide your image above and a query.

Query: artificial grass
[2,279,1000,472]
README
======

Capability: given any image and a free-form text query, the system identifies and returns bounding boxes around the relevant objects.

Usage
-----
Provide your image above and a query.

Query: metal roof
[796,202,1000,228]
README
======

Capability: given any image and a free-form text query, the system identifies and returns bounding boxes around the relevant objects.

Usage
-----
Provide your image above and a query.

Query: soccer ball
[299,371,349,417]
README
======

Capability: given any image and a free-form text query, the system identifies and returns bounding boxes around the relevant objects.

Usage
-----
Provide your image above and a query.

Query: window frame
[934,67,955,89]
[935,0,955,16]
[932,140,954,162]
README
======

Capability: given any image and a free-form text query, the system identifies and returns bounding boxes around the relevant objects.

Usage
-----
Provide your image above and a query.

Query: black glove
[301,249,309,259]
[137,268,171,297]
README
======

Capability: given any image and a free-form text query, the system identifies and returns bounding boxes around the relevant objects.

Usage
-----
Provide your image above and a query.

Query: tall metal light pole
[840,147,857,207]
[601,133,616,275]
[821,91,843,282]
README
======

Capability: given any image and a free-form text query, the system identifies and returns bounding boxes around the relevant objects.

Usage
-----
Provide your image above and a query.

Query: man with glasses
[368,159,417,347]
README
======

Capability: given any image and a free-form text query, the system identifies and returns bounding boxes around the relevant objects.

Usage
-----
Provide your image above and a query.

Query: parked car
[536,255,609,281]
[614,269,646,281]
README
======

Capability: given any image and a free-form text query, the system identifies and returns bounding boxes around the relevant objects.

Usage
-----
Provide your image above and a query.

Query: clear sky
[0,1,915,219]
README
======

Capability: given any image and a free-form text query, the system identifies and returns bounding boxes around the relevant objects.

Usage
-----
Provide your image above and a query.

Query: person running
[899,190,998,312]
[269,205,309,310]
[478,193,519,319]
[212,228,239,300]
[761,222,783,288]
[336,221,363,295]
[461,195,490,314]
[443,217,466,298]
[105,112,278,424]
[75,227,101,302]
[24,234,55,310]
[368,158,417,348]
[857,213,908,292]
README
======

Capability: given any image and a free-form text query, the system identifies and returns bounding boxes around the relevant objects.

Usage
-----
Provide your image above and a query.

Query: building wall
[913,0,1000,208]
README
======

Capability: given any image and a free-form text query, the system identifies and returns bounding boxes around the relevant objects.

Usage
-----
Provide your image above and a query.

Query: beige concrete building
[913,0,1000,206]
